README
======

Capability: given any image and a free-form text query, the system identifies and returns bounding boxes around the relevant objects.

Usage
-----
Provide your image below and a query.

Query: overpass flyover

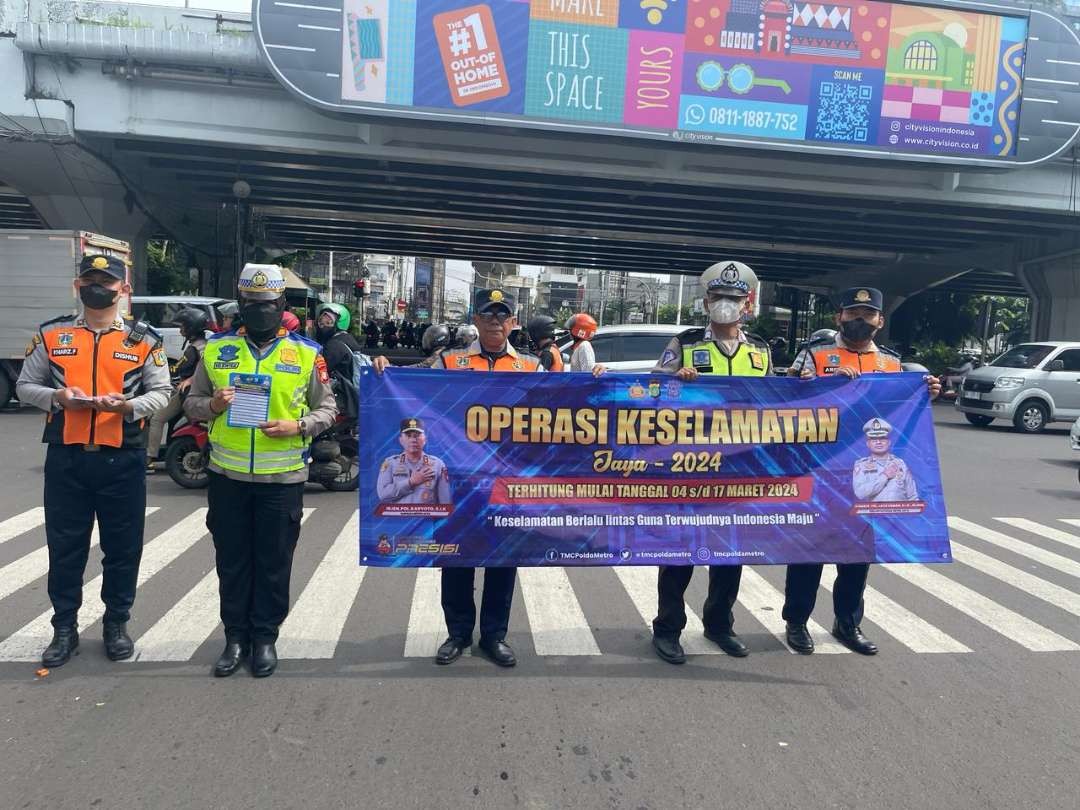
[1,0,1079,338]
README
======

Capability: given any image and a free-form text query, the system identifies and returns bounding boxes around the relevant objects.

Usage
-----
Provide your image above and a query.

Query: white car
[130,296,232,361]
[557,324,688,372]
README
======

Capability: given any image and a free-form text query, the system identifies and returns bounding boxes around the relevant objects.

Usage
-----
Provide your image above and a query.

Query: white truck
[0,230,131,408]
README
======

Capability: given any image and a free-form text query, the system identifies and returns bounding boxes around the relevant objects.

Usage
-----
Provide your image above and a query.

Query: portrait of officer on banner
[851,418,923,513]
[375,418,453,517]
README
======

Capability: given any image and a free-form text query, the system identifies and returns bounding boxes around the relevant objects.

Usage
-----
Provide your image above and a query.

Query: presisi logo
[395,543,460,555]
[113,351,140,363]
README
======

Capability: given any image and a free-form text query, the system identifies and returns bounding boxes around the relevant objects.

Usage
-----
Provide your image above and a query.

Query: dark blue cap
[473,288,516,315]
[79,253,126,281]
[838,287,883,312]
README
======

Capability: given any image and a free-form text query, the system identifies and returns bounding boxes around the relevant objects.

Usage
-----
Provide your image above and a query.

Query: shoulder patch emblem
[748,352,764,370]
[512,360,523,370]
[24,334,41,357]
[455,355,471,368]
[58,332,74,346]
[659,349,676,367]
[279,346,299,365]
[315,355,330,384]
[151,348,167,367]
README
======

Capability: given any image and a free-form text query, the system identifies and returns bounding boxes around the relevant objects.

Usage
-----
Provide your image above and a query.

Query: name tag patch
[213,361,240,370]
[51,347,77,357]
[113,351,140,363]
[275,363,301,374]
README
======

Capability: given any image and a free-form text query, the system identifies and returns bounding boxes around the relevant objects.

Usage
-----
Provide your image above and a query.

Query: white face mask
[708,298,744,325]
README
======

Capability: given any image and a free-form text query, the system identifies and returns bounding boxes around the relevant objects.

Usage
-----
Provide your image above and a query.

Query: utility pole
[327,250,334,303]
[675,275,684,325]
[598,271,607,327]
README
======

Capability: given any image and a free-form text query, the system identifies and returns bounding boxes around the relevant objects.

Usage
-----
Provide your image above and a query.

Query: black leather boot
[832,620,878,655]
[785,622,815,655]
[704,629,749,657]
[251,642,278,678]
[213,639,250,678]
[435,637,469,665]
[103,622,134,661]
[478,638,517,668]
[651,635,686,664]
[42,626,79,667]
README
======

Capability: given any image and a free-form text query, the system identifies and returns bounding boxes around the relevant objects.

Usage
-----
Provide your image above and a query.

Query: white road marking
[1047,58,1080,66]
[1040,119,1080,127]
[884,565,1079,652]
[948,517,1080,580]
[613,566,721,655]
[0,508,45,546]
[1025,98,1059,104]
[131,509,313,662]
[952,542,1080,619]
[1028,77,1079,86]
[277,512,364,659]
[265,44,317,53]
[996,518,1080,553]
[298,24,340,32]
[0,510,205,662]
[738,568,850,654]
[404,567,467,657]
[518,568,600,656]
[273,2,341,11]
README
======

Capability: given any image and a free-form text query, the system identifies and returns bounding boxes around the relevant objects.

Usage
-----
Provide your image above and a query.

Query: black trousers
[441,567,516,643]
[782,563,870,625]
[44,444,147,628]
[206,472,304,643]
[653,564,742,639]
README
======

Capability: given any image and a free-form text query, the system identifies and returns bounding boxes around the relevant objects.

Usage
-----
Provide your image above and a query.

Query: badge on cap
[91,256,109,270]
[490,290,504,303]
[855,290,871,303]
[251,270,268,288]
[720,264,740,284]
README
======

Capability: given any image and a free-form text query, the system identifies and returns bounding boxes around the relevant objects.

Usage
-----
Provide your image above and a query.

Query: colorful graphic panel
[325,0,1032,159]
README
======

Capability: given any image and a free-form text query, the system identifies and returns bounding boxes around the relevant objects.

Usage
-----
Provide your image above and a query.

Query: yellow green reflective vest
[203,330,320,475]
[680,331,770,377]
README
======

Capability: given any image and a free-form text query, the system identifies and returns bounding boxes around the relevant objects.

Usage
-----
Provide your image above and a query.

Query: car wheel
[1013,400,1049,434]
[964,414,994,427]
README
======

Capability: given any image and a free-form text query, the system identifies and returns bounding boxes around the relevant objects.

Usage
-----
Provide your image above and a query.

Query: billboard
[256,1,1080,166]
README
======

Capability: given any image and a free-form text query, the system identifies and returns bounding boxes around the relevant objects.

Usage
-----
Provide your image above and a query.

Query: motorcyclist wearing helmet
[217,300,239,333]
[565,313,600,372]
[146,308,210,470]
[315,302,363,379]
[454,323,479,348]
[527,315,564,371]
[281,311,301,333]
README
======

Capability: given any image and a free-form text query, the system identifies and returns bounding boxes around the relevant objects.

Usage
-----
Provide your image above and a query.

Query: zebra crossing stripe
[0,509,207,662]
[995,518,1080,553]
[951,542,1080,618]
[518,568,601,656]
[612,566,722,655]
[948,517,1080,581]
[884,564,1080,652]
[131,509,314,662]
[0,507,45,546]
[404,567,460,657]
[277,512,365,660]
[822,577,971,653]
[737,568,850,654]
[1060,519,1080,532]
[0,508,159,603]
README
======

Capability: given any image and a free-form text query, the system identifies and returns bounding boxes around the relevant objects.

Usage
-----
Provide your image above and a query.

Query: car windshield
[990,344,1055,369]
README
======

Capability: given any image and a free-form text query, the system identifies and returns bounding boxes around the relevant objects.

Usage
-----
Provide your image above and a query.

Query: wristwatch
[297,418,306,437]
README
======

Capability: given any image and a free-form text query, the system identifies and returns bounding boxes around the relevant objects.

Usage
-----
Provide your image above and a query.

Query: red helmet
[281,311,301,332]
[565,313,597,341]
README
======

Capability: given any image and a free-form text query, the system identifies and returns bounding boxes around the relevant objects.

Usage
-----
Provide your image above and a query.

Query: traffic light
[354,279,366,298]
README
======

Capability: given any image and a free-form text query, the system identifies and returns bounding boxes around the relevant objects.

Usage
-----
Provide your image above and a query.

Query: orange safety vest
[40,316,161,448]
[808,342,902,376]
[440,347,541,372]
[544,343,565,372]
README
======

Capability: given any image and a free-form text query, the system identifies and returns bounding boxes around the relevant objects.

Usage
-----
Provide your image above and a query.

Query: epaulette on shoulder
[800,335,835,352]
[676,327,706,346]
[207,329,236,342]
[879,345,901,358]
[285,332,322,352]
[39,314,75,331]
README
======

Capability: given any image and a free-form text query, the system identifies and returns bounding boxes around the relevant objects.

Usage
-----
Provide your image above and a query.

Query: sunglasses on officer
[476,311,513,324]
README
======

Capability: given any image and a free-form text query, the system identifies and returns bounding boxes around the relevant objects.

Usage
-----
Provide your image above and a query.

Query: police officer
[650,260,771,663]
[783,287,940,656]
[16,253,171,666]
[184,264,338,678]
[853,418,918,502]
[376,418,452,505]
[147,307,209,471]
[374,289,541,667]
[527,315,565,371]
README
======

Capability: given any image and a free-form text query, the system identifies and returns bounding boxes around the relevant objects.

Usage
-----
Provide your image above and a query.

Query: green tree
[146,240,193,295]
[656,304,695,325]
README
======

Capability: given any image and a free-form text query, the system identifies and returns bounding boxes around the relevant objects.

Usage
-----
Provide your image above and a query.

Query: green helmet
[317,302,351,331]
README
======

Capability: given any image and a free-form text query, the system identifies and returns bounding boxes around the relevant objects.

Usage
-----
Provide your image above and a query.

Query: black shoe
[435,637,469,665]
[704,629,749,657]
[213,640,249,678]
[42,626,79,668]
[251,642,278,677]
[832,621,878,656]
[478,639,517,668]
[785,622,815,655]
[103,622,134,661]
[651,635,686,665]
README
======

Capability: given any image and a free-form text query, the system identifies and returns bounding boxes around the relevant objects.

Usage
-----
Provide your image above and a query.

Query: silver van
[955,342,1080,433]
[556,324,686,372]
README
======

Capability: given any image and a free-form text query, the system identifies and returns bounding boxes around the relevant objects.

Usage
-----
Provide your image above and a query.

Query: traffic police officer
[853,418,918,502]
[184,264,338,678]
[376,418,452,505]
[374,288,542,668]
[783,287,940,655]
[650,260,771,663]
[16,253,171,666]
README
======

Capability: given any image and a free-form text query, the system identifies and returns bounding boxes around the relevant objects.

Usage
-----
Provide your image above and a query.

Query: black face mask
[840,317,876,343]
[79,283,118,311]
[316,325,337,342]
[241,302,282,342]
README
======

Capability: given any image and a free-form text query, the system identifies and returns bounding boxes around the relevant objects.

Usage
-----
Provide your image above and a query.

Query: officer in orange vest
[16,253,171,667]
[783,287,940,655]
[527,315,565,371]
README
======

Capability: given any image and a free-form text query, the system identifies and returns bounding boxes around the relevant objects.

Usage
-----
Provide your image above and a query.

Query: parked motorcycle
[942,355,983,401]
[163,415,358,491]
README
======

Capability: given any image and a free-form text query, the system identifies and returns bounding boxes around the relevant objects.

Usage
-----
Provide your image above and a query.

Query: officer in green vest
[184,264,338,678]
[651,260,771,664]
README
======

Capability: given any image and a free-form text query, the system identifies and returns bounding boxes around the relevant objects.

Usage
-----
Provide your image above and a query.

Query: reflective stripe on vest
[680,342,769,377]
[41,321,154,448]
[809,346,902,375]
[203,334,318,475]
[442,351,541,372]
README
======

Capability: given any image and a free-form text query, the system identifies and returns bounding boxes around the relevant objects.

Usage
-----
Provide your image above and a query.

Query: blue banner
[359,369,950,568]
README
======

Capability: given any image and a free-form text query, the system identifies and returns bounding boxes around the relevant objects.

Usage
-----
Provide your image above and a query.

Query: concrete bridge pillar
[1020,249,1080,341]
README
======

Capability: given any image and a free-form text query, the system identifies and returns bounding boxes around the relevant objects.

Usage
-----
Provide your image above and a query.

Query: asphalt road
[0,404,1078,809]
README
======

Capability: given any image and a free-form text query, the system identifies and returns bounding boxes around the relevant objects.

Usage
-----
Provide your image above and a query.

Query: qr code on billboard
[814,82,873,143]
